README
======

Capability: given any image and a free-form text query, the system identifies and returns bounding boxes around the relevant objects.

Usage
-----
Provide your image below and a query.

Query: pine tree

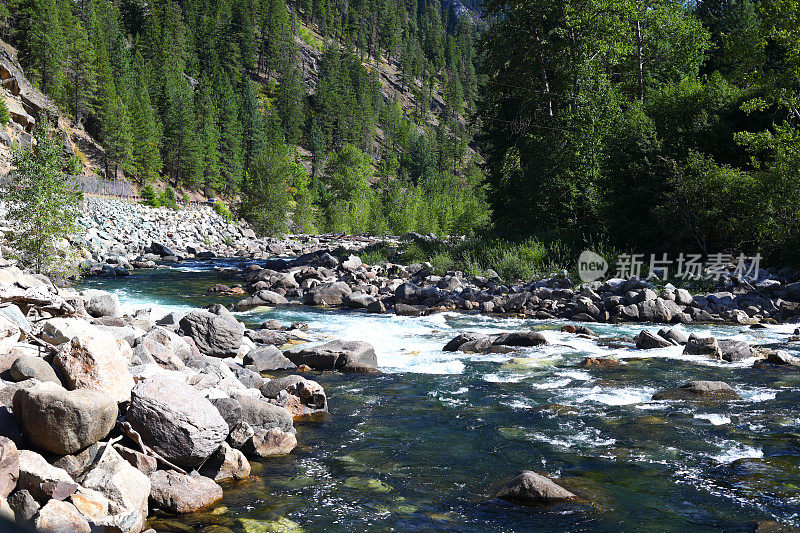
[276,52,305,145]
[66,20,96,122]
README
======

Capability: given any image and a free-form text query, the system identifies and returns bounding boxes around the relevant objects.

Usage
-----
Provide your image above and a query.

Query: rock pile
[228,251,800,325]
[0,265,348,531]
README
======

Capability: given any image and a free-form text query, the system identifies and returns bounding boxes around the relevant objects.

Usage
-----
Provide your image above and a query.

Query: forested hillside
[0,0,488,236]
[477,0,800,265]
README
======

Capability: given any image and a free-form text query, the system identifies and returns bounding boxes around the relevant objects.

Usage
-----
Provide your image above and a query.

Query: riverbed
[80,259,800,532]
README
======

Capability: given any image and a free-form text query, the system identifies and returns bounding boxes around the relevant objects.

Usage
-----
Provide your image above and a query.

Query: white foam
[483,373,525,383]
[694,414,731,425]
[571,385,656,406]
[711,442,763,463]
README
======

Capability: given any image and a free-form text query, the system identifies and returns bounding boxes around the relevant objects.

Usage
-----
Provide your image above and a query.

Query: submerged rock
[652,380,739,401]
[494,471,576,505]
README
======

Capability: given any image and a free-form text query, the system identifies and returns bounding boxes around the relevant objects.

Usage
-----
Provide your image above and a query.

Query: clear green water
[81,260,800,532]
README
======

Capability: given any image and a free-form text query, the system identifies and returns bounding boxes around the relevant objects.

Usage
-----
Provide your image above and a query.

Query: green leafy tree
[240,133,291,236]
[3,123,81,276]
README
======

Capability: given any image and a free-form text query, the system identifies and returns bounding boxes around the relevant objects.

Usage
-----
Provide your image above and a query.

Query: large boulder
[283,340,378,372]
[13,386,117,455]
[148,470,223,514]
[0,315,21,356]
[39,318,98,345]
[260,375,328,419]
[638,298,683,323]
[683,336,722,358]
[53,332,134,403]
[233,290,288,311]
[233,395,294,433]
[493,331,549,347]
[652,380,739,401]
[718,339,754,362]
[443,333,490,352]
[303,282,352,306]
[81,443,150,518]
[494,471,576,505]
[635,330,673,349]
[0,437,18,498]
[126,377,228,468]
[8,355,61,385]
[178,310,244,357]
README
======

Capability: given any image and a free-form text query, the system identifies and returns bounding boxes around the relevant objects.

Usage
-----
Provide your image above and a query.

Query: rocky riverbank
[76,199,390,275]
[221,249,800,325]
[0,264,377,531]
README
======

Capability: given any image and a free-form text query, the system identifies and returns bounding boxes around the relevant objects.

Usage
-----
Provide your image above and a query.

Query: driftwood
[117,420,187,474]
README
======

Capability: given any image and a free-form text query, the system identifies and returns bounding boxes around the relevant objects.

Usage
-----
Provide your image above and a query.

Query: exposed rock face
[178,310,244,357]
[126,377,229,468]
[652,381,740,401]
[13,386,117,455]
[148,470,223,514]
[283,340,378,372]
[260,375,328,419]
[494,471,576,505]
[53,332,134,403]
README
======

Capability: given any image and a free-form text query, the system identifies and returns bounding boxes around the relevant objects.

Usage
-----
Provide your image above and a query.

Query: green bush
[66,155,82,175]
[213,200,234,222]
[159,187,178,209]
[140,185,160,207]
[0,98,9,126]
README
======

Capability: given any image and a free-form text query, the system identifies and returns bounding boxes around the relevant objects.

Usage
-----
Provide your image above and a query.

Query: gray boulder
[718,339,754,362]
[85,291,122,318]
[494,471,576,505]
[443,333,490,352]
[80,443,150,518]
[683,336,722,358]
[303,282,352,306]
[8,356,61,385]
[13,386,117,455]
[178,310,244,357]
[635,330,672,349]
[126,377,229,468]
[148,470,223,514]
[34,500,90,533]
[260,375,328,419]
[283,340,378,372]
[243,345,296,372]
[493,332,549,347]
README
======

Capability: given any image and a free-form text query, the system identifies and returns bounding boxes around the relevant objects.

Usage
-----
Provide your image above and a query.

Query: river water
[80,259,800,532]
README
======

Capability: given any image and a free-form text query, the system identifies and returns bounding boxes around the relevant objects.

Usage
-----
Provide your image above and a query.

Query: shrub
[0,98,8,126]
[66,155,82,175]
[139,185,160,207]
[213,200,234,223]
[159,187,178,209]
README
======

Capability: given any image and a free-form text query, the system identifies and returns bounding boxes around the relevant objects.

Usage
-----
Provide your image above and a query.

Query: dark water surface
[80,260,800,532]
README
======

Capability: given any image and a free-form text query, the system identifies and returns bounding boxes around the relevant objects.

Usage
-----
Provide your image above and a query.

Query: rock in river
[178,310,244,357]
[652,380,740,401]
[283,340,378,372]
[149,470,223,513]
[494,471,576,505]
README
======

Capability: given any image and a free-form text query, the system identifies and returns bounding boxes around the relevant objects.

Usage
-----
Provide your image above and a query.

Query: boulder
[51,443,100,480]
[17,450,75,503]
[69,486,111,521]
[233,395,294,433]
[178,311,244,358]
[443,333,490,352]
[635,330,672,349]
[260,375,328,419]
[657,328,689,345]
[243,345,296,372]
[81,444,150,518]
[0,315,21,356]
[126,377,229,468]
[8,489,39,524]
[718,339,754,362]
[233,290,288,311]
[53,332,134,403]
[493,332,549,347]
[8,355,60,385]
[0,437,18,498]
[34,499,91,533]
[652,380,739,401]
[148,470,223,514]
[494,471,576,505]
[84,291,122,318]
[243,428,297,457]
[13,386,117,455]
[637,298,682,323]
[766,350,800,366]
[303,282,352,306]
[683,336,722,358]
[199,443,250,482]
[283,340,378,372]
[113,445,157,477]
[39,318,98,345]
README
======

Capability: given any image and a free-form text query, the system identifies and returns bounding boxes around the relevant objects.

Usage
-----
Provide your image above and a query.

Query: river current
[80,259,800,532]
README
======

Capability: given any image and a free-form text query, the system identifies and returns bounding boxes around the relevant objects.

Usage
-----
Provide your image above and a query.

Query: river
[79,259,800,532]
